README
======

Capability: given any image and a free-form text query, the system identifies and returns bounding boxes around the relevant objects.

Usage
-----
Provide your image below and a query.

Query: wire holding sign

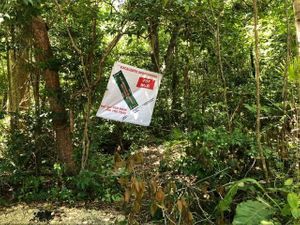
[96,62,162,126]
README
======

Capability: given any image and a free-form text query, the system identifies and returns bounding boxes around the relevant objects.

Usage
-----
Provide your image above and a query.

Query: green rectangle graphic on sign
[113,71,139,110]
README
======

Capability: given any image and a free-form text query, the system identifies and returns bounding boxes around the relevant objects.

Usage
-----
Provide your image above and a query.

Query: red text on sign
[136,77,155,90]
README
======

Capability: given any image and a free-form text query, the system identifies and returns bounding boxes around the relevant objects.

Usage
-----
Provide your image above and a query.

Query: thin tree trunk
[216,17,231,132]
[280,0,291,163]
[10,49,30,111]
[32,65,41,118]
[148,18,160,73]
[294,0,300,55]
[283,0,291,105]
[31,16,76,174]
[293,0,300,179]
[253,0,269,182]
[164,25,180,71]
[6,31,15,129]
[6,34,12,112]
[183,57,190,111]
[81,16,97,171]
[171,46,180,122]
[81,90,91,170]
[1,92,7,111]
[0,55,7,110]
[164,25,180,124]
[69,110,74,134]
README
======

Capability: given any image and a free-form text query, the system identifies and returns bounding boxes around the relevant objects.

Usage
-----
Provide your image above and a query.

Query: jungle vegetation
[1,0,300,224]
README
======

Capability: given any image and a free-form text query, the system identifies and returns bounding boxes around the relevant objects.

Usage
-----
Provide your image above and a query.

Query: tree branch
[54,0,89,87]
[164,24,180,71]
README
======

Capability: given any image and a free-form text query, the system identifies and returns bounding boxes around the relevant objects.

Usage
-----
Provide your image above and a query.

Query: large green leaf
[287,193,300,219]
[233,200,274,225]
[218,178,271,213]
[287,192,299,209]
[218,183,239,212]
[284,178,293,186]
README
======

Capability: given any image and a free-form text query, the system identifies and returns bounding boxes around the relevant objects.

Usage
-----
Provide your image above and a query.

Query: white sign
[96,62,162,126]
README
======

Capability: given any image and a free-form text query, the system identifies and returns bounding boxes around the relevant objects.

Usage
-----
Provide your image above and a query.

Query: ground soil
[0,146,164,225]
[0,203,126,224]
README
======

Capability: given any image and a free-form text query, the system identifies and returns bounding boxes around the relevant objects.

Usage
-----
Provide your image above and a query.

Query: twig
[195,167,230,185]
[244,158,257,178]
[53,0,89,87]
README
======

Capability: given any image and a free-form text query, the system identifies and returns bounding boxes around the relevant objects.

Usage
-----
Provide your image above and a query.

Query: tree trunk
[8,48,30,112]
[293,0,300,178]
[6,30,16,129]
[164,25,180,71]
[294,0,300,55]
[183,56,191,130]
[31,16,76,174]
[6,33,12,108]
[148,18,160,73]
[216,17,231,131]
[278,0,291,164]
[171,46,180,122]
[164,25,180,124]
[253,0,269,181]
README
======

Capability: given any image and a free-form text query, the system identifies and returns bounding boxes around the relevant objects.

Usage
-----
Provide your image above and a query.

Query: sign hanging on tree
[96,62,162,126]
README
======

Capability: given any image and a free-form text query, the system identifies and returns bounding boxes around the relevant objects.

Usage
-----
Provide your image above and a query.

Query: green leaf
[280,204,291,216]
[233,200,274,225]
[244,104,256,113]
[260,221,274,225]
[218,178,267,212]
[287,192,299,209]
[284,178,293,186]
[291,208,300,219]
[163,0,169,6]
[184,4,189,12]
[288,57,300,83]
[218,183,239,212]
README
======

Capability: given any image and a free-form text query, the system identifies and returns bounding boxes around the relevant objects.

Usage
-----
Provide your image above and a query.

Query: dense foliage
[0,0,300,224]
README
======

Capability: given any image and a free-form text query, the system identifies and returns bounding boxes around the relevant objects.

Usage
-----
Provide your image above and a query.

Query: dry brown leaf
[131,176,137,189]
[114,152,123,163]
[150,179,158,193]
[170,181,177,194]
[134,180,140,193]
[126,159,135,172]
[177,200,183,213]
[114,152,125,169]
[155,188,165,203]
[188,212,193,222]
[114,161,125,170]
[133,201,141,213]
[217,185,225,196]
[118,177,128,187]
[124,189,131,203]
[140,181,145,193]
[181,197,187,208]
[150,203,158,216]
[134,152,144,164]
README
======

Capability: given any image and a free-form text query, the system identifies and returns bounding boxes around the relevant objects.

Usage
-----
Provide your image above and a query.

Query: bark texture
[31,16,76,174]
[148,19,160,73]
[7,49,30,113]
[294,0,300,55]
